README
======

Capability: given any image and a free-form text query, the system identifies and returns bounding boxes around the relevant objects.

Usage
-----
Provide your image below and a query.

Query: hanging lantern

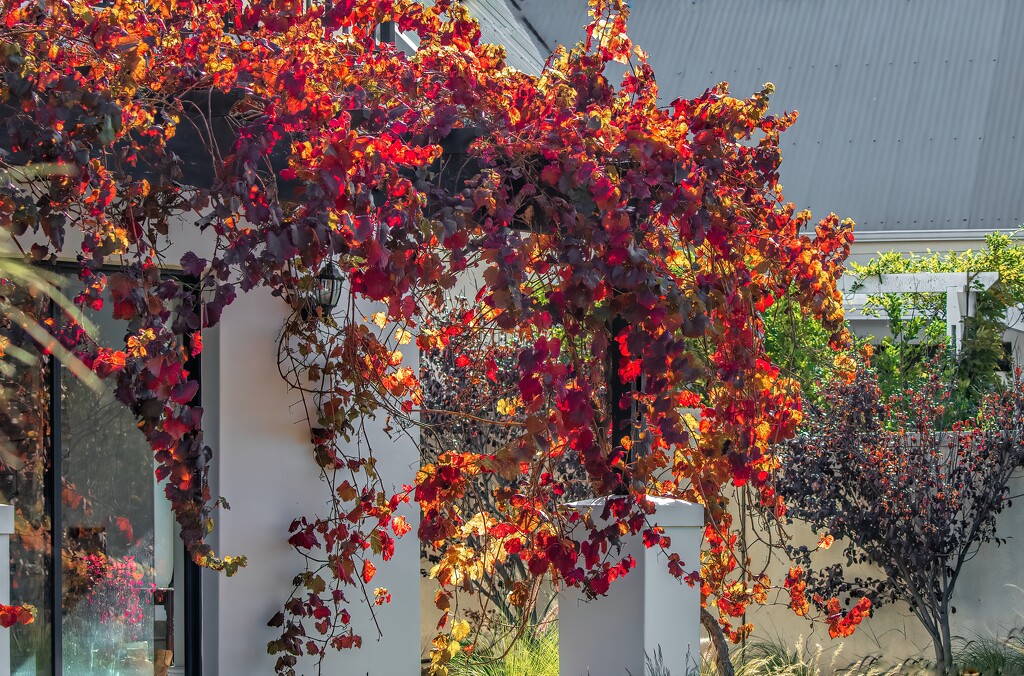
[314,260,343,313]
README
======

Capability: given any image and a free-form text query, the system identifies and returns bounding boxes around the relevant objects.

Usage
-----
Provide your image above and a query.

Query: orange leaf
[362,560,376,584]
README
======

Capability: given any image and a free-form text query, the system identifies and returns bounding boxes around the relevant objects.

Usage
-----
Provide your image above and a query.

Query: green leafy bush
[763,294,847,403]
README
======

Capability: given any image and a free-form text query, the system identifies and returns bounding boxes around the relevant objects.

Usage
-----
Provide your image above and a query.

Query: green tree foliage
[763,293,849,403]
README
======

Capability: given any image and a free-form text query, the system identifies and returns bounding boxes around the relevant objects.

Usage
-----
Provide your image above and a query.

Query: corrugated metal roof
[464,0,547,74]
[506,0,1024,232]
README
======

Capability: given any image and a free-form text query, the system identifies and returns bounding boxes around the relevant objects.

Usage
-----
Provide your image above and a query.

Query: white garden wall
[737,477,1024,665]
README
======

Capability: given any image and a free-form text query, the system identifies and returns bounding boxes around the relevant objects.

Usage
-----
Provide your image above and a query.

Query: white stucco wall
[559,498,703,676]
[846,229,1001,266]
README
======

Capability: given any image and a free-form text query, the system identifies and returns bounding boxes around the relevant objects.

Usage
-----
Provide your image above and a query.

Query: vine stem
[701,607,735,676]
[417,408,526,428]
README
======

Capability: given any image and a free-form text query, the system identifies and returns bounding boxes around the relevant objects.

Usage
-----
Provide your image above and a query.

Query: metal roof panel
[465,0,547,74]
[510,0,1024,232]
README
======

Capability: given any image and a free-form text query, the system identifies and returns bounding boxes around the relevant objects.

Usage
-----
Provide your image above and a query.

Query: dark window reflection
[0,282,54,676]
[59,283,180,674]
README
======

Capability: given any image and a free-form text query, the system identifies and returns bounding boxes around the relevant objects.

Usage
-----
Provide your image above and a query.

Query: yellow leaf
[755,422,771,442]
[496,397,519,416]
[451,619,471,642]
[370,311,388,328]
[461,512,494,537]
[395,327,412,345]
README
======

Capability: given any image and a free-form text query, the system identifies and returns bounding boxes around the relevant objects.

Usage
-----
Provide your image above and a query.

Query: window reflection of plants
[63,546,156,673]
[61,373,154,556]
[59,297,160,671]
[0,248,95,669]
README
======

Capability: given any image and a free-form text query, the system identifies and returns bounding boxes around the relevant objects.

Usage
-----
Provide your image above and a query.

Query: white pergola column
[559,497,703,676]
[0,504,13,676]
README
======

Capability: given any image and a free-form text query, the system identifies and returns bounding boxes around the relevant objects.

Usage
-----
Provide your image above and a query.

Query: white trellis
[841,272,1000,349]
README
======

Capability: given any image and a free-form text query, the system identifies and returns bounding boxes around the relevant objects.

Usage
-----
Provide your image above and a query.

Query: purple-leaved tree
[777,364,1024,675]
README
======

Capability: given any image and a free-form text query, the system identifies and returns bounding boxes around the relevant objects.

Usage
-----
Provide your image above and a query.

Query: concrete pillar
[559,497,703,676]
[0,503,13,676]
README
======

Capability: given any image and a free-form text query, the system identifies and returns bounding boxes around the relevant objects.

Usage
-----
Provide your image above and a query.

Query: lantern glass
[316,261,343,311]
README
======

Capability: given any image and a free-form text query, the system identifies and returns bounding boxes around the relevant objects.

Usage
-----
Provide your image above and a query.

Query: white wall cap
[0,504,13,535]
[564,496,703,528]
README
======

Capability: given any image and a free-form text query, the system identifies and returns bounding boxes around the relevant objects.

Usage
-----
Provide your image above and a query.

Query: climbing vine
[1,0,863,673]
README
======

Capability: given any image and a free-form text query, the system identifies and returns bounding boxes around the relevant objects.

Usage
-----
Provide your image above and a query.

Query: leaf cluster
[0,0,859,671]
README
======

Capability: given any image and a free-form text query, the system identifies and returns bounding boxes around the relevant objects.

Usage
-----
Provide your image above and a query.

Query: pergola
[842,272,1001,348]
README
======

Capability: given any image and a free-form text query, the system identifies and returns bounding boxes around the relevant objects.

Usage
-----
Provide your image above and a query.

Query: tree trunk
[701,608,735,676]
[937,606,954,676]
[933,640,948,676]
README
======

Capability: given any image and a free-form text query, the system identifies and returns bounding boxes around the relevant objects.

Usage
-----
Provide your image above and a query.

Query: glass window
[0,282,54,676]
[1,269,197,676]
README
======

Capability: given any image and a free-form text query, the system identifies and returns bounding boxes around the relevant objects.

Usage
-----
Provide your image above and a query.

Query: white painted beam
[839,272,1001,344]
[840,272,998,295]
[396,30,419,53]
